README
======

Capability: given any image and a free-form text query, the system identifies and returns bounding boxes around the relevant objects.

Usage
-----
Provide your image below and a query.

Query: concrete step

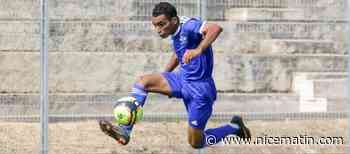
[221,22,347,45]
[0,21,345,35]
[130,0,200,20]
[215,54,347,92]
[292,72,347,99]
[0,22,346,53]
[0,52,345,93]
[1,35,343,54]
[224,7,345,21]
[0,0,344,21]
[224,0,344,9]
[259,39,336,54]
[0,0,211,21]
[0,0,133,21]
[0,22,161,52]
[294,72,347,80]
[218,22,347,54]
[216,34,346,54]
[131,0,345,21]
[226,8,304,21]
[224,22,346,34]
[314,79,346,99]
[0,93,345,116]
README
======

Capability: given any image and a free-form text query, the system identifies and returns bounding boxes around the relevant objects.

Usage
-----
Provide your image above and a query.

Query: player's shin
[130,83,148,107]
[202,124,240,146]
[113,96,144,135]
[119,124,134,135]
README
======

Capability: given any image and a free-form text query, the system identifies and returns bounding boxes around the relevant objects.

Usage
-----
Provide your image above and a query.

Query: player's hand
[182,49,202,64]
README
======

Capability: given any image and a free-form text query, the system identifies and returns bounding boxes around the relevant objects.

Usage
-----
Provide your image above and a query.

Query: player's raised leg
[120,73,173,133]
[99,73,172,145]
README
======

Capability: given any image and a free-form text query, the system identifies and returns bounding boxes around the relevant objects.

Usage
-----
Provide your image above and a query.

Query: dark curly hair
[152,2,177,19]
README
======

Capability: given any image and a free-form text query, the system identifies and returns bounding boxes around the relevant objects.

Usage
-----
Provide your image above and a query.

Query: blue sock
[130,83,148,107]
[202,123,240,147]
[121,83,148,134]
[120,124,134,135]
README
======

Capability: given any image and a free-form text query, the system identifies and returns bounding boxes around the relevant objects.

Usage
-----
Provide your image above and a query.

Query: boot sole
[99,120,129,145]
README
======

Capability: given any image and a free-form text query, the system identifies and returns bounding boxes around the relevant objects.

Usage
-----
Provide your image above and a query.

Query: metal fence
[0,0,348,153]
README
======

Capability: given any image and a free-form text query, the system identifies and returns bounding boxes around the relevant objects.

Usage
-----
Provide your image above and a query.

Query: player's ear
[171,16,178,24]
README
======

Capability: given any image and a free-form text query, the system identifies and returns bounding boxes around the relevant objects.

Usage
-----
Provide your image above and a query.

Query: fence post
[201,0,207,20]
[40,0,49,153]
[197,0,201,18]
[347,0,350,153]
[197,0,207,20]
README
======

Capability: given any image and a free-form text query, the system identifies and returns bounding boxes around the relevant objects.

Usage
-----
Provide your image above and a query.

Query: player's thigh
[137,73,172,96]
[186,102,213,147]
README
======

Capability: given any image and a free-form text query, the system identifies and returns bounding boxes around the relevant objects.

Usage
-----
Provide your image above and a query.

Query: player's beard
[159,33,168,38]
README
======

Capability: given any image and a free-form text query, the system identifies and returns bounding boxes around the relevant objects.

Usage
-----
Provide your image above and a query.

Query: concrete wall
[0,52,346,93]
[0,0,347,95]
[0,0,345,21]
[0,0,134,20]
[0,22,347,53]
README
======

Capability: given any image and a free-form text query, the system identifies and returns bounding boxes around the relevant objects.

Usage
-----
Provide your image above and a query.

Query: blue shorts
[162,72,217,130]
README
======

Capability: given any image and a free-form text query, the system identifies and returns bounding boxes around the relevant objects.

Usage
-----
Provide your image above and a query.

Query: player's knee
[187,126,205,149]
[189,140,203,149]
[188,135,204,149]
[136,75,150,89]
[136,74,164,92]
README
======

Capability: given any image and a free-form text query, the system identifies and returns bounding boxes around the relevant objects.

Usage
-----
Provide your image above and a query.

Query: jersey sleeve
[182,18,206,37]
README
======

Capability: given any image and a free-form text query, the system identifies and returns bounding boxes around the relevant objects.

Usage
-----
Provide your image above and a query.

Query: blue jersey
[164,17,217,129]
[171,16,214,81]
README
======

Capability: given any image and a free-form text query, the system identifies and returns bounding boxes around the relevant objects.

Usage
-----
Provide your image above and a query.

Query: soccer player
[99,2,251,148]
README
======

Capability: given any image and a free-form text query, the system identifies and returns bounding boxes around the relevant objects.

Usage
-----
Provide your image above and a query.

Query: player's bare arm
[182,23,223,64]
[164,52,179,72]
